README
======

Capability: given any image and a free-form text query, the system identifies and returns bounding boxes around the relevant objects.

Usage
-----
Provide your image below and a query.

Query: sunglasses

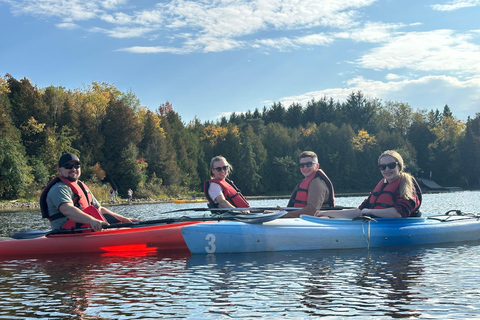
[299,161,317,168]
[63,163,81,169]
[214,166,229,172]
[378,162,398,171]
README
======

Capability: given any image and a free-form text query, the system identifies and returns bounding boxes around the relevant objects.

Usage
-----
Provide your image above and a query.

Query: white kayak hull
[180,214,480,254]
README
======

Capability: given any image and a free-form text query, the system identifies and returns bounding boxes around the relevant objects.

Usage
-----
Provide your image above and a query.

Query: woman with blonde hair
[316,150,421,218]
[204,156,249,209]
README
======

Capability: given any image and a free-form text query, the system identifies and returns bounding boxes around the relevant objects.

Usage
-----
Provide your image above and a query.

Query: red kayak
[0,211,287,256]
[0,221,200,256]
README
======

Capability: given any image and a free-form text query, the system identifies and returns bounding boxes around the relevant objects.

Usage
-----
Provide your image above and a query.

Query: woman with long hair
[316,150,421,219]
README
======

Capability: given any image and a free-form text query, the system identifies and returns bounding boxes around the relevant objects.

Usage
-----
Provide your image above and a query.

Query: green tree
[121,90,141,112]
[139,109,183,188]
[319,123,357,191]
[459,114,480,186]
[6,75,49,157]
[260,123,299,193]
[263,102,286,125]
[116,143,147,195]
[39,125,77,176]
[384,101,413,137]
[285,103,303,128]
[407,111,436,177]
[101,99,142,190]
[0,137,33,199]
[302,97,337,126]
[428,113,465,184]
[338,91,379,132]
[236,125,267,194]
[162,111,201,188]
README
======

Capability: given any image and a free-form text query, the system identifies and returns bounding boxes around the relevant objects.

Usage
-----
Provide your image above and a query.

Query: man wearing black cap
[40,153,135,232]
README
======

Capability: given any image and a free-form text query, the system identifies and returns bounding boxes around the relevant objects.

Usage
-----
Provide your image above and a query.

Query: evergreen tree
[263,102,286,125]
[116,143,147,196]
[285,103,303,128]
[338,91,379,132]
[459,114,480,186]
[236,125,267,194]
[0,137,33,199]
[101,99,142,191]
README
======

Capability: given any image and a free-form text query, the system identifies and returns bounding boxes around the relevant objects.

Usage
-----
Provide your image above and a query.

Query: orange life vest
[288,169,335,208]
[367,177,423,217]
[204,178,250,208]
[367,178,402,209]
[39,177,106,230]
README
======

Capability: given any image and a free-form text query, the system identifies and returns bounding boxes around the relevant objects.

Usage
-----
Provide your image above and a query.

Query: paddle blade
[9,230,51,239]
[233,211,287,224]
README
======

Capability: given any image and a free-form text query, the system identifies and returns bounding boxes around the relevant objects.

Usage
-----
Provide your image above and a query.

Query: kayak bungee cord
[445,209,480,218]
[354,215,377,249]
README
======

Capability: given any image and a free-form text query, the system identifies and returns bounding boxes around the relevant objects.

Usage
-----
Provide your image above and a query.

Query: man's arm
[58,202,108,231]
[99,207,138,223]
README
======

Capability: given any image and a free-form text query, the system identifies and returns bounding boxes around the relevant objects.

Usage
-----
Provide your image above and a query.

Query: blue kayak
[180,212,480,254]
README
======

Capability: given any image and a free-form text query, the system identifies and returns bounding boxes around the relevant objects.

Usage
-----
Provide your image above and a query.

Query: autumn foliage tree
[1,73,479,201]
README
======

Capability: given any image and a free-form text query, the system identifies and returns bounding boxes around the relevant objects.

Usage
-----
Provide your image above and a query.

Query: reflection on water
[1,241,480,318]
[185,249,427,319]
[1,191,480,319]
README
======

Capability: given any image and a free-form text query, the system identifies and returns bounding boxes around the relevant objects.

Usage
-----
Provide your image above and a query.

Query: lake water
[1,191,480,319]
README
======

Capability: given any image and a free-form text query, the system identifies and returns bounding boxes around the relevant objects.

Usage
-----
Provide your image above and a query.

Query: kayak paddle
[158,205,353,215]
[9,211,287,240]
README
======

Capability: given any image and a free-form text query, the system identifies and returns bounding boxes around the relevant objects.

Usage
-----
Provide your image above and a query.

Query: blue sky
[1,0,479,123]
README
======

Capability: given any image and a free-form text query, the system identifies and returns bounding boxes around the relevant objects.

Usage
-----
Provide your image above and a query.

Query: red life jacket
[367,178,402,209]
[367,177,423,217]
[288,169,335,208]
[204,178,250,208]
[39,176,106,230]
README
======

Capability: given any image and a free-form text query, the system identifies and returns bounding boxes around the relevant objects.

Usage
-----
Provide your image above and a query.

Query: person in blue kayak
[283,151,335,218]
[316,150,422,219]
[40,153,137,232]
[204,155,249,209]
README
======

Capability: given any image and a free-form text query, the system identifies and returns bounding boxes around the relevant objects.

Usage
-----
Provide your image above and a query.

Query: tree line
[1,73,479,201]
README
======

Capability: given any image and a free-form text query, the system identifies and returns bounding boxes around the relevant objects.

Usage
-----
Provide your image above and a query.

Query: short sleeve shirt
[208,182,223,203]
[46,182,100,230]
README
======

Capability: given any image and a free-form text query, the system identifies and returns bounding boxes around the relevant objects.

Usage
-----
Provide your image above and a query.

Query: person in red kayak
[283,151,335,218]
[40,153,137,232]
[316,150,422,219]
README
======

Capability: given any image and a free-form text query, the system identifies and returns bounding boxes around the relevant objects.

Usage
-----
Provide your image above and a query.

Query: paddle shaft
[53,212,285,233]
[160,205,353,214]
[10,211,287,239]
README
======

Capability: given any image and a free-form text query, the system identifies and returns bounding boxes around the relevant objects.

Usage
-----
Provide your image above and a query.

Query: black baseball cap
[58,153,81,168]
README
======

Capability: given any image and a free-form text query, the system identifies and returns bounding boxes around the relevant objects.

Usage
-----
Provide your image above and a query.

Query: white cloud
[295,33,335,46]
[56,22,79,29]
[7,0,104,21]
[2,0,379,52]
[357,30,480,74]
[118,46,189,54]
[335,21,407,43]
[431,0,480,11]
[91,26,155,38]
[100,0,127,10]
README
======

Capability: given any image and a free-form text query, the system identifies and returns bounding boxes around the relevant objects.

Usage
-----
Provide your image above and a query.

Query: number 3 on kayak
[205,233,216,253]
